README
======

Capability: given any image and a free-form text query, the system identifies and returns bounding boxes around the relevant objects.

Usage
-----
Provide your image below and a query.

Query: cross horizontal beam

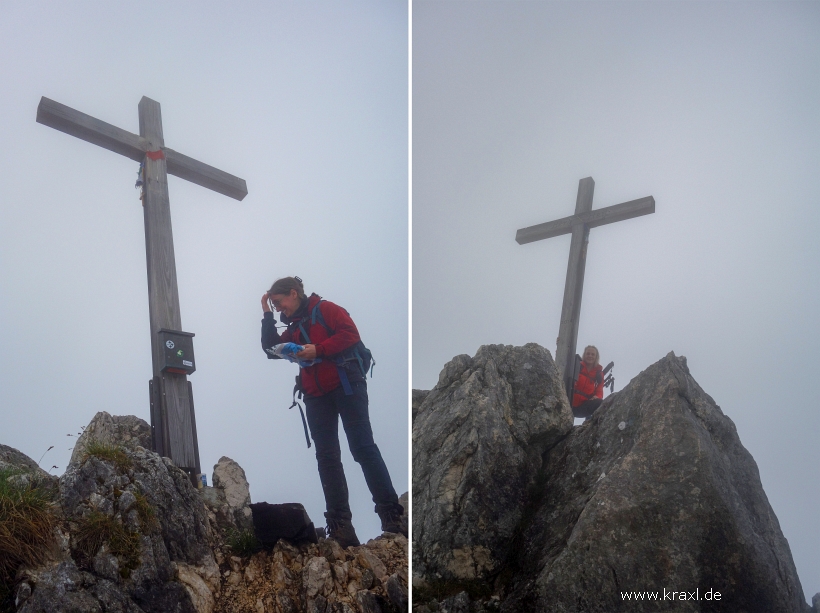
[515,195,655,245]
[36,97,247,201]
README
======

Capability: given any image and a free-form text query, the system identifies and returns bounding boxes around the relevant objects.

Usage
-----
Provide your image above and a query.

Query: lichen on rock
[412,343,573,586]
[5,412,408,613]
[68,412,153,467]
[413,347,812,613]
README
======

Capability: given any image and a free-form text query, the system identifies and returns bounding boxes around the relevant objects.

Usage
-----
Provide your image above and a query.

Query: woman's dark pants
[573,397,603,419]
[304,380,399,520]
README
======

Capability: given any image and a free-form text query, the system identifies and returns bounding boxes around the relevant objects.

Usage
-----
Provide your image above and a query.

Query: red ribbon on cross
[145,149,165,160]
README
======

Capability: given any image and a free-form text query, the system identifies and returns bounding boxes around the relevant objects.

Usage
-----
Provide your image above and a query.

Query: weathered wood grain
[164,373,196,469]
[165,148,247,201]
[37,96,247,201]
[139,97,196,469]
[581,196,655,229]
[37,97,147,162]
[515,195,655,244]
[555,177,594,379]
[188,381,201,475]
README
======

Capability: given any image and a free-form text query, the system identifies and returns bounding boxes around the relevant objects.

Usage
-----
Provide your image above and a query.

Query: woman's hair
[583,345,600,368]
[268,276,306,299]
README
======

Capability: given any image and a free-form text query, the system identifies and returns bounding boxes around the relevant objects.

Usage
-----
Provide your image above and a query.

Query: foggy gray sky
[413,1,819,601]
[1,1,408,542]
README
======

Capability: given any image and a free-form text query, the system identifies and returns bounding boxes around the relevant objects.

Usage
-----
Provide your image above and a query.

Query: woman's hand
[261,292,272,313]
[297,344,317,360]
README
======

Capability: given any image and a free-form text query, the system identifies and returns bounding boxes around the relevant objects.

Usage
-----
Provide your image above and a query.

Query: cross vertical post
[555,177,594,381]
[138,98,198,475]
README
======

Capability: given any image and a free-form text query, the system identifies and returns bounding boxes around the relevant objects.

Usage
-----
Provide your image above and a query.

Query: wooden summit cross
[515,177,654,394]
[37,96,247,480]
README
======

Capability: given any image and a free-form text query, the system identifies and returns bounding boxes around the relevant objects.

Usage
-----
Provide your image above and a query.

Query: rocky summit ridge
[413,344,815,613]
[1,412,407,613]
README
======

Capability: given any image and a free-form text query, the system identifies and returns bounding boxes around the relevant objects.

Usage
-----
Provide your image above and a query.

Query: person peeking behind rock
[260,276,405,548]
[572,345,605,419]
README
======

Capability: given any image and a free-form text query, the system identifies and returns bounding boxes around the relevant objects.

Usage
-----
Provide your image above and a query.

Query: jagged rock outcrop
[211,456,253,532]
[411,390,429,423]
[397,492,409,539]
[200,456,255,536]
[1,444,50,476]
[68,412,153,467]
[0,444,57,493]
[412,344,573,585]
[212,533,408,613]
[16,445,219,613]
[413,347,811,613]
[4,415,408,613]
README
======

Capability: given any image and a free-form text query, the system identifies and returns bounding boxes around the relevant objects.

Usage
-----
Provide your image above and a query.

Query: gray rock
[397,491,409,536]
[303,556,332,599]
[278,592,299,613]
[309,594,329,613]
[386,573,409,612]
[356,589,383,613]
[198,484,239,533]
[813,592,820,613]
[91,545,120,582]
[16,561,105,613]
[360,567,375,590]
[413,344,572,583]
[9,412,407,613]
[412,389,430,423]
[0,443,58,493]
[440,591,470,613]
[212,456,253,531]
[498,352,807,613]
[0,443,48,475]
[20,427,213,613]
[69,412,152,466]
[414,349,811,612]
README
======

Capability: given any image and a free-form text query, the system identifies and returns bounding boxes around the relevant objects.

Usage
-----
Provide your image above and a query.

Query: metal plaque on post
[159,328,196,375]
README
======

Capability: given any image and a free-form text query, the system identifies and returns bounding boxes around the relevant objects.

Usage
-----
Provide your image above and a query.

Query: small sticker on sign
[166,340,175,349]
[182,360,193,367]
[177,349,184,357]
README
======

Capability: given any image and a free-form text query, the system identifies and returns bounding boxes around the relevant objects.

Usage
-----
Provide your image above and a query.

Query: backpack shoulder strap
[311,300,332,335]
[292,299,327,344]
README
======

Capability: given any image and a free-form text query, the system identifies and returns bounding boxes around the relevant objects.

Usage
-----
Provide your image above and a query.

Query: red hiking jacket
[572,362,604,408]
[261,293,362,397]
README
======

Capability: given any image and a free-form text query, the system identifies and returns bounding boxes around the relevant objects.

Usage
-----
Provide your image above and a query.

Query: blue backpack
[294,300,375,396]
[287,300,375,448]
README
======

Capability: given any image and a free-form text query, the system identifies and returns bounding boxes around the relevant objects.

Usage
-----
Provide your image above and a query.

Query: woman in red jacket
[260,276,403,548]
[572,345,605,419]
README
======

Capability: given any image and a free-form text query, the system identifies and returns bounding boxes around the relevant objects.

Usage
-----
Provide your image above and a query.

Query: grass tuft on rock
[74,511,141,578]
[83,440,132,471]
[225,527,261,557]
[133,491,159,534]
[0,468,56,612]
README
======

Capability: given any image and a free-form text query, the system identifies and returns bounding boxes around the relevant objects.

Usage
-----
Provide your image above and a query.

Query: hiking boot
[325,514,360,549]
[376,503,407,536]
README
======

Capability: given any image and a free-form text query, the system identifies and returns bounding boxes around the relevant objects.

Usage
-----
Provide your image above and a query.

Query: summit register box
[158,329,196,375]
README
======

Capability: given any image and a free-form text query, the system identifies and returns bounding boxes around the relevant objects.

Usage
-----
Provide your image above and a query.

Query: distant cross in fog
[515,177,654,393]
